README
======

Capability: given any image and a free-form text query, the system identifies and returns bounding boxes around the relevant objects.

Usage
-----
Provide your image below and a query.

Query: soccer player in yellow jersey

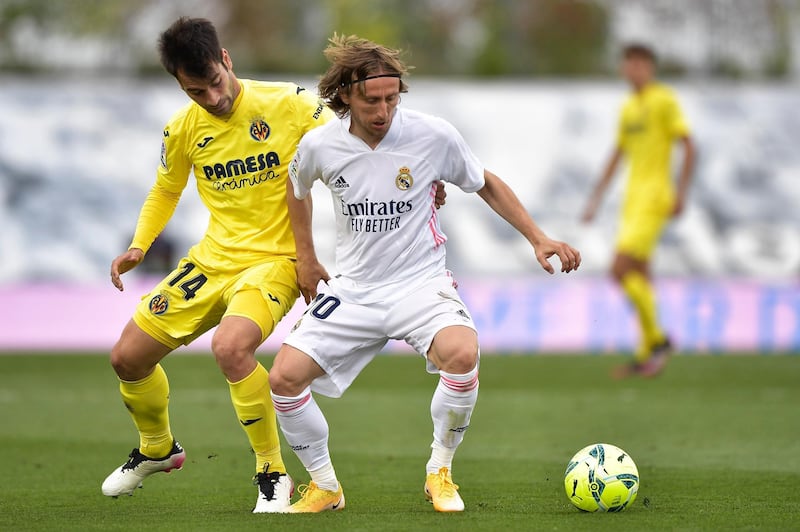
[100,17,333,512]
[582,43,695,378]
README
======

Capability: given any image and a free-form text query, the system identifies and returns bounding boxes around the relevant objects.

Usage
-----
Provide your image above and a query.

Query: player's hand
[110,248,144,291]
[534,239,581,274]
[296,259,331,304]
[434,181,447,209]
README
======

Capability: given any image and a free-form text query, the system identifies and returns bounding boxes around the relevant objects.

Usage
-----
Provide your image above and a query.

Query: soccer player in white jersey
[268,35,582,513]
[100,17,334,512]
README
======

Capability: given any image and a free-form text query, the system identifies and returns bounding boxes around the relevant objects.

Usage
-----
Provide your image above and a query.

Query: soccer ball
[564,443,639,512]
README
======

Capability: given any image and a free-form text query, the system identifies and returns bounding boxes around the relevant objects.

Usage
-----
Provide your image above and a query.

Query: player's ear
[338,86,351,105]
[221,48,233,71]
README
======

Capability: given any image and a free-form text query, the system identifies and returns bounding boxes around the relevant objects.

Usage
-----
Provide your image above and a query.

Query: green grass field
[1,353,798,531]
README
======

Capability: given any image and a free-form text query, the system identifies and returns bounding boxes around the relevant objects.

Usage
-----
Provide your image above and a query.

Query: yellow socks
[119,361,284,473]
[620,271,666,362]
[229,363,286,474]
[119,363,173,458]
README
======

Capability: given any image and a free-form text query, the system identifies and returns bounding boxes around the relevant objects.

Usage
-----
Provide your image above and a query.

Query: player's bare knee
[268,369,287,395]
[110,342,146,381]
[268,368,304,397]
[269,373,298,396]
[108,343,127,377]
[270,346,322,396]
[212,337,255,378]
[438,345,478,374]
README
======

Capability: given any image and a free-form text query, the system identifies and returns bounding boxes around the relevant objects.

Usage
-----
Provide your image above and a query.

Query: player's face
[177,49,240,117]
[342,75,401,148]
[621,55,654,90]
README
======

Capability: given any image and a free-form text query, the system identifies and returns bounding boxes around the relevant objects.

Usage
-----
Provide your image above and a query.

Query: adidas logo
[333,176,350,189]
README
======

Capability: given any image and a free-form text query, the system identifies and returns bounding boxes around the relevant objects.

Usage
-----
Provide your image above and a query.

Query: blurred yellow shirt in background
[616,82,690,218]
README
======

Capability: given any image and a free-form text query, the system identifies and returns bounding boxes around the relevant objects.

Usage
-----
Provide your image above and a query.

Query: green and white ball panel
[564,443,640,512]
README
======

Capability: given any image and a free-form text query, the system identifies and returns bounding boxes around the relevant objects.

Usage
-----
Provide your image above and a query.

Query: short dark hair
[158,17,223,79]
[622,43,657,63]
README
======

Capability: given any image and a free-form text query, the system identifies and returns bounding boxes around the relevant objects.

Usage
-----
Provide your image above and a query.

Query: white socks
[272,366,479,486]
[426,366,479,474]
[271,387,339,491]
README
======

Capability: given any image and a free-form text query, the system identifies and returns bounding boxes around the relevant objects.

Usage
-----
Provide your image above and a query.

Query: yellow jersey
[616,82,690,217]
[131,79,332,271]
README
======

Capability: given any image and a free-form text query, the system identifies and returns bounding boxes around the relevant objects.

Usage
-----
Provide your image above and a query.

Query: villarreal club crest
[250,117,270,142]
[149,293,169,315]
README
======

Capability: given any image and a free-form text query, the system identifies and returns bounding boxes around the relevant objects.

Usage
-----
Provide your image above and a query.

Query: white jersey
[289,107,485,290]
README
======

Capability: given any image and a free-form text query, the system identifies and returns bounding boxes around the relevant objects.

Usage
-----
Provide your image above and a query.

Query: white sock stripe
[271,391,312,413]
[440,373,479,393]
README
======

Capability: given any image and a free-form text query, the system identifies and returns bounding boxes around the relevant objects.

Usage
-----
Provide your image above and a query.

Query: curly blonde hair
[317,34,411,117]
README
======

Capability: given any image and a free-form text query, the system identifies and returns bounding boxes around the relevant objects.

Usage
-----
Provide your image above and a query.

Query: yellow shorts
[133,256,299,350]
[615,214,668,261]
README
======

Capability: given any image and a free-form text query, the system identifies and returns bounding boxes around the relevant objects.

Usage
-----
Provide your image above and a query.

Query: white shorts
[283,273,477,398]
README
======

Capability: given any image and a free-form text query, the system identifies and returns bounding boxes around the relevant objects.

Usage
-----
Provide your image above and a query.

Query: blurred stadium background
[1,0,798,354]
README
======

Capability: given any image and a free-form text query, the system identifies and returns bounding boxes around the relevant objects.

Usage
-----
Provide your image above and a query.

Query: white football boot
[252,464,294,513]
[101,441,186,497]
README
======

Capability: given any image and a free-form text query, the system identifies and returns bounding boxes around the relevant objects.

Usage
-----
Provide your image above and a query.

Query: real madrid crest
[395,166,413,191]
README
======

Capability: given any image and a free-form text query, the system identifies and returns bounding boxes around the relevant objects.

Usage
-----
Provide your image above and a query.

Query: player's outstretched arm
[110,248,145,291]
[477,170,581,274]
[286,179,330,303]
[581,147,622,223]
[672,135,695,217]
[131,184,182,245]
[111,182,182,292]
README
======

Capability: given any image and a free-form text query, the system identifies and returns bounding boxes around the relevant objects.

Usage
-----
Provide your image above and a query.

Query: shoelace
[121,449,145,471]
[295,483,315,501]
[121,443,181,472]
[254,470,282,499]
[433,468,459,496]
[295,482,337,504]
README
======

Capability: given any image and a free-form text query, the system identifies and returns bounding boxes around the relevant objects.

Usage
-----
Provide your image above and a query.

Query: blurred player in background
[101,16,333,512]
[268,34,581,513]
[582,43,695,378]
